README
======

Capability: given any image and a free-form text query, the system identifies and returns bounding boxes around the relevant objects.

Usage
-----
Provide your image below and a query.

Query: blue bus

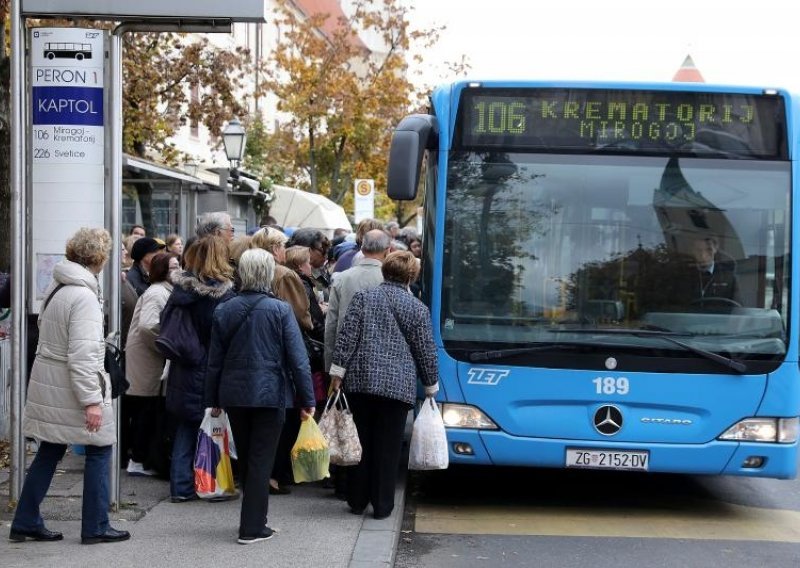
[387,81,800,478]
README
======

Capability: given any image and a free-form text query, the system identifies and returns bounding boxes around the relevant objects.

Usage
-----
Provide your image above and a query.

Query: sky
[405,0,800,92]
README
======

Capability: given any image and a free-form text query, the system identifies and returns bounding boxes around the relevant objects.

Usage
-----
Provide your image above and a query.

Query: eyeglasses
[224,226,235,234]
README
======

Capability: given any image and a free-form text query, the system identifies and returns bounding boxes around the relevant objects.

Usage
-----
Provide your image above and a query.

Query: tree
[122,32,252,233]
[261,0,457,224]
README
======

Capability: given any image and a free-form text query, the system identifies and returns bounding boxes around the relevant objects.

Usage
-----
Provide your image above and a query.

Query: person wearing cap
[127,237,166,297]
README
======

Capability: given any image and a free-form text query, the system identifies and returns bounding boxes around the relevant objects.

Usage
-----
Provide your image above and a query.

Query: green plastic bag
[291,418,330,483]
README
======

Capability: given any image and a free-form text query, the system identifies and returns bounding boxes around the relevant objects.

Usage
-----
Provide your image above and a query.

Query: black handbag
[304,335,325,360]
[104,340,129,399]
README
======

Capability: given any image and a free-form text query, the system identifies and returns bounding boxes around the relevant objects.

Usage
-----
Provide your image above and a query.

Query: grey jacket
[330,281,438,405]
[324,258,384,371]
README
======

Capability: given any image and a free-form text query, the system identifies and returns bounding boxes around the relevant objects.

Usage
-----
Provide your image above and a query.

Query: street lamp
[183,158,200,177]
[222,117,247,177]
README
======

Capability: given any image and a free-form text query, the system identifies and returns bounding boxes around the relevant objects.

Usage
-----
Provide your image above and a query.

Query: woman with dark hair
[163,236,235,502]
[124,252,180,476]
[10,227,131,544]
[287,228,332,294]
[330,251,439,520]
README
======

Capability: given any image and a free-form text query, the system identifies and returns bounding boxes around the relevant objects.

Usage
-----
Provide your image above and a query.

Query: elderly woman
[205,248,315,545]
[287,228,332,292]
[251,227,312,330]
[330,251,439,520]
[124,252,179,477]
[10,227,131,545]
[252,227,313,494]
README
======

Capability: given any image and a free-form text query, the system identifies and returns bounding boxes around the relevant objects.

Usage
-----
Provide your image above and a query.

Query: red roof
[292,0,367,50]
[672,55,705,83]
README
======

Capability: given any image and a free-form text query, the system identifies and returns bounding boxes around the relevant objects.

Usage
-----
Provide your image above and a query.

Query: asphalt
[0,441,408,568]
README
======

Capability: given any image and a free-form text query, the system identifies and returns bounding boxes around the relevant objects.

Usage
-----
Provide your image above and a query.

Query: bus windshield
[440,151,790,368]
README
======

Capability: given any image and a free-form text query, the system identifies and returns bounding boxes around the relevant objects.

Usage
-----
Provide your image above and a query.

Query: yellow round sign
[356,180,372,196]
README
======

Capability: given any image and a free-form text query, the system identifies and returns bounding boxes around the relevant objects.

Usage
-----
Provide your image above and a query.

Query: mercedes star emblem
[594,405,623,435]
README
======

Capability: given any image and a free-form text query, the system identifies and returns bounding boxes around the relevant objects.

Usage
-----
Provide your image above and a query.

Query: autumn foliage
[260,0,450,221]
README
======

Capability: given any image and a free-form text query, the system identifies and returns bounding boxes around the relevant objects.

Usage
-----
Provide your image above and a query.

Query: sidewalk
[0,447,407,568]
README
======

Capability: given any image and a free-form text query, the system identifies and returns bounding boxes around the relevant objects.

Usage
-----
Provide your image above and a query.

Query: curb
[348,414,412,568]
[348,470,406,568]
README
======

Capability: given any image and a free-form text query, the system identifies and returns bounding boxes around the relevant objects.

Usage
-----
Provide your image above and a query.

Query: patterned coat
[330,281,438,405]
[324,258,385,372]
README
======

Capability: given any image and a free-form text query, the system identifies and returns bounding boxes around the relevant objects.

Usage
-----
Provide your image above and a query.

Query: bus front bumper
[443,429,798,479]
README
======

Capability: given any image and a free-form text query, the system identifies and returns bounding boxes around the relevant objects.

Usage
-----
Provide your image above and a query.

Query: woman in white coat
[9,227,131,545]
[124,252,179,476]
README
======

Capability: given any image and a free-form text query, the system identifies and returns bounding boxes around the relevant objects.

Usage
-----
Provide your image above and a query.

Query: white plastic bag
[194,409,238,499]
[408,397,449,470]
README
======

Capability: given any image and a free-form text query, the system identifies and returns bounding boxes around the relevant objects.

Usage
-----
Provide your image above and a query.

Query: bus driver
[687,236,741,306]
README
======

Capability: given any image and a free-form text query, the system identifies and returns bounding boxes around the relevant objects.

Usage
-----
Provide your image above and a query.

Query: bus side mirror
[387,114,438,201]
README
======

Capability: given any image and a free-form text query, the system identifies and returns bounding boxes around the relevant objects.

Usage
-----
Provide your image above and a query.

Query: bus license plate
[566,448,649,471]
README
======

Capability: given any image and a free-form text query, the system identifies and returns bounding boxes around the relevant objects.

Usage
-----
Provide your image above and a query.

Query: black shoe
[8,527,63,542]
[81,528,131,545]
[373,511,392,520]
[334,491,348,501]
[170,494,199,503]
[349,507,365,515]
[237,527,276,545]
[269,484,291,495]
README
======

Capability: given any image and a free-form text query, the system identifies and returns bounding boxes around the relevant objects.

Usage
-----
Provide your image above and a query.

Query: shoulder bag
[41,283,129,399]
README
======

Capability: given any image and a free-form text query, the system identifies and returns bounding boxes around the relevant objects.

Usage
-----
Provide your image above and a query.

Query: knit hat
[130,237,165,262]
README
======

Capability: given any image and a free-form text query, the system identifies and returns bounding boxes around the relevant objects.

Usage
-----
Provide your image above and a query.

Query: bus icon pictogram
[43,43,92,61]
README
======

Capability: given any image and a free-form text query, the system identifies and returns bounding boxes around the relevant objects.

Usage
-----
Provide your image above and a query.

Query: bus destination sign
[458,88,786,158]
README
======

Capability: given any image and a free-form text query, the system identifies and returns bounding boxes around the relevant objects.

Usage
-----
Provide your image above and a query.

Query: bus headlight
[719,417,799,443]
[440,403,498,430]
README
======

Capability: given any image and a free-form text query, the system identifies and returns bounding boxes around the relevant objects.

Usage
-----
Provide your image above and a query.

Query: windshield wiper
[465,343,578,362]
[550,328,748,374]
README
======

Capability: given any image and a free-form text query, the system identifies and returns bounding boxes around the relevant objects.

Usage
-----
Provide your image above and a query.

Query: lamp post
[222,117,247,181]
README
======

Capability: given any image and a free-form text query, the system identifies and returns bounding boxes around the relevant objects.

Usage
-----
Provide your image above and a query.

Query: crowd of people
[9,212,438,547]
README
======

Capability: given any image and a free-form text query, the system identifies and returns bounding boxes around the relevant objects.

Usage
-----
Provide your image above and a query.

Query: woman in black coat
[162,236,235,502]
[205,248,315,545]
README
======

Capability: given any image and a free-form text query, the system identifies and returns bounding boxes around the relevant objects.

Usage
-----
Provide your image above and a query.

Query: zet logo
[467,368,510,386]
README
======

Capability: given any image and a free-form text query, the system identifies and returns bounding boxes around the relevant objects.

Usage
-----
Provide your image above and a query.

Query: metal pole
[9,0,27,508]
[106,21,231,508]
[108,30,123,512]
